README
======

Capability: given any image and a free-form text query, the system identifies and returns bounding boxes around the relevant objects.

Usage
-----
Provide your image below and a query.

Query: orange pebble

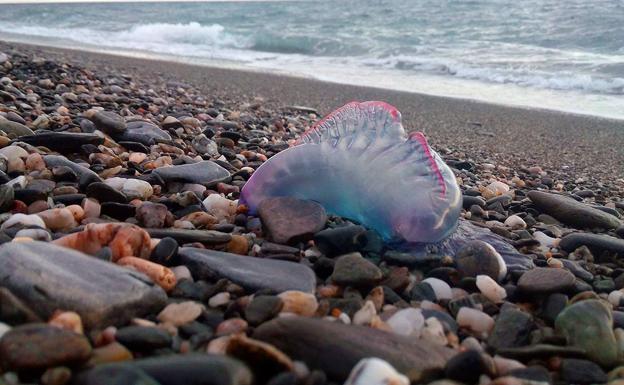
[49,311,84,334]
[117,256,176,292]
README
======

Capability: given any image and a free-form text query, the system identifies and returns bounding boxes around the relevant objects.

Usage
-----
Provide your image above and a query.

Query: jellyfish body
[240,101,462,244]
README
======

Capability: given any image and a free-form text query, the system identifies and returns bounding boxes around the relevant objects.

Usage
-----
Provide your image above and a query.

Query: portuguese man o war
[240,101,534,272]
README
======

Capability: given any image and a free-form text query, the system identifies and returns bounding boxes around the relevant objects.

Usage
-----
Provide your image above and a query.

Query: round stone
[517,267,575,294]
[455,240,507,282]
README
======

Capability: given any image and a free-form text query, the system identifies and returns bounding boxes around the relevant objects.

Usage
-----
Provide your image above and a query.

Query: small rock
[91,110,126,134]
[344,358,409,385]
[457,307,495,335]
[258,197,327,244]
[444,350,494,384]
[455,240,507,282]
[517,267,575,294]
[331,252,382,287]
[278,291,318,317]
[136,202,170,228]
[386,308,425,337]
[476,275,507,303]
[488,308,533,350]
[245,295,283,326]
[157,301,203,326]
[115,326,172,351]
[560,358,607,384]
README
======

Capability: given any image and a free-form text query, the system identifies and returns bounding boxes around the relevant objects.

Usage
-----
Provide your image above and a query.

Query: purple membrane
[240,101,462,244]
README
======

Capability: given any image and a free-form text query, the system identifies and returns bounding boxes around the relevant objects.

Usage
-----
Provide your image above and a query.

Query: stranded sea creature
[241,101,534,272]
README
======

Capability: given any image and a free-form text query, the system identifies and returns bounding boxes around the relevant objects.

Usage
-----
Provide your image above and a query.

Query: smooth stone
[313,225,368,257]
[16,132,103,152]
[539,293,568,325]
[455,240,507,282]
[91,111,126,134]
[72,365,160,385]
[0,241,167,329]
[116,121,171,145]
[487,308,533,350]
[178,247,316,293]
[115,326,172,351]
[517,267,575,294]
[101,202,136,220]
[559,232,624,257]
[0,116,34,136]
[245,295,283,326]
[444,350,493,384]
[560,358,607,384]
[87,182,128,203]
[528,191,621,230]
[254,317,455,382]
[136,202,169,228]
[157,301,203,326]
[44,155,101,187]
[150,237,179,266]
[257,197,327,244]
[555,299,617,367]
[331,252,383,287]
[0,323,91,371]
[344,358,409,385]
[0,287,41,325]
[152,161,230,185]
[146,228,231,244]
[386,308,425,337]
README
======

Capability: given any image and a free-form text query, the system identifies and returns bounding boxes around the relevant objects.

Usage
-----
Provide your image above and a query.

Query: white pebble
[15,228,51,241]
[457,307,495,335]
[121,178,153,200]
[421,317,447,345]
[533,231,558,251]
[171,265,192,282]
[422,277,452,301]
[104,176,126,191]
[208,292,231,308]
[0,145,28,161]
[487,181,510,194]
[608,290,624,307]
[386,308,424,337]
[1,213,46,230]
[0,322,10,339]
[202,194,237,222]
[352,300,377,326]
[344,358,409,385]
[476,275,507,303]
[504,215,526,230]
[7,175,26,189]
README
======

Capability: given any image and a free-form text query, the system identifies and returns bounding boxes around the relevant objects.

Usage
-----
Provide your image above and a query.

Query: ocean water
[0,0,623,120]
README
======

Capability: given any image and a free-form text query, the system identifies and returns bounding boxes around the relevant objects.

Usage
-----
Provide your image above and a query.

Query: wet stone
[152,160,230,186]
[245,295,283,326]
[0,323,92,371]
[0,241,167,329]
[258,197,327,244]
[517,267,575,294]
[178,247,316,293]
[487,308,533,350]
[115,326,172,352]
[331,252,382,287]
[528,191,621,230]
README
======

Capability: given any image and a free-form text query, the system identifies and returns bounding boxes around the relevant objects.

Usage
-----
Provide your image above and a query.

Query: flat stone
[0,115,34,136]
[487,308,533,350]
[559,232,624,257]
[331,252,383,287]
[254,317,455,382]
[258,197,327,244]
[0,241,167,329]
[0,323,91,371]
[152,161,230,185]
[16,132,103,152]
[146,228,231,244]
[116,120,171,145]
[178,247,316,293]
[115,326,172,351]
[555,299,618,367]
[517,267,575,294]
[87,182,128,203]
[528,191,621,230]
[91,111,126,134]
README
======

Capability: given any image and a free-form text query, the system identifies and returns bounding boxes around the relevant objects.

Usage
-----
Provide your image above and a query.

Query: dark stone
[508,366,552,384]
[422,309,458,333]
[258,197,327,244]
[72,365,160,385]
[16,132,103,152]
[0,184,13,212]
[496,344,586,361]
[91,111,126,134]
[0,115,34,136]
[150,237,179,266]
[152,161,230,185]
[146,228,231,244]
[0,323,91,371]
[444,350,493,384]
[87,182,127,203]
[517,267,575,294]
[178,247,316,293]
[0,287,41,325]
[330,252,382,287]
[462,196,486,209]
[560,259,593,282]
[488,308,533,350]
[313,225,367,257]
[560,358,607,384]
[254,317,455,382]
[245,295,283,326]
[13,188,47,205]
[409,282,437,302]
[115,326,173,351]
[0,241,167,329]
[539,293,568,325]
[455,240,506,281]
[52,193,86,206]
[559,232,624,257]
[116,121,171,145]
[527,191,621,230]
[101,202,136,220]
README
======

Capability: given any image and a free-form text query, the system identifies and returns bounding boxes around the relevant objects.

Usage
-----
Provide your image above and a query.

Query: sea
[0,0,623,120]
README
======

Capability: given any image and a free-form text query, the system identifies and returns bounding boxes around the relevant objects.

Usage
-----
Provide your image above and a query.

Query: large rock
[528,191,621,230]
[0,323,92,371]
[258,197,327,244]
[178,247,316,293]
[0,241,167,329]
[559,232,624,257]
[152,161,230,185]
[555,299,618,367]
[254,317,455,382]
[74,354,252,385]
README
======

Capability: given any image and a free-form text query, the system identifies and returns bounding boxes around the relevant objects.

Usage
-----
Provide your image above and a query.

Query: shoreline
[1,40,624,184]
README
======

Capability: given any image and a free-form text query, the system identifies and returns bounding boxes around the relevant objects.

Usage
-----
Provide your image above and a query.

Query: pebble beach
[1,40,624,385]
